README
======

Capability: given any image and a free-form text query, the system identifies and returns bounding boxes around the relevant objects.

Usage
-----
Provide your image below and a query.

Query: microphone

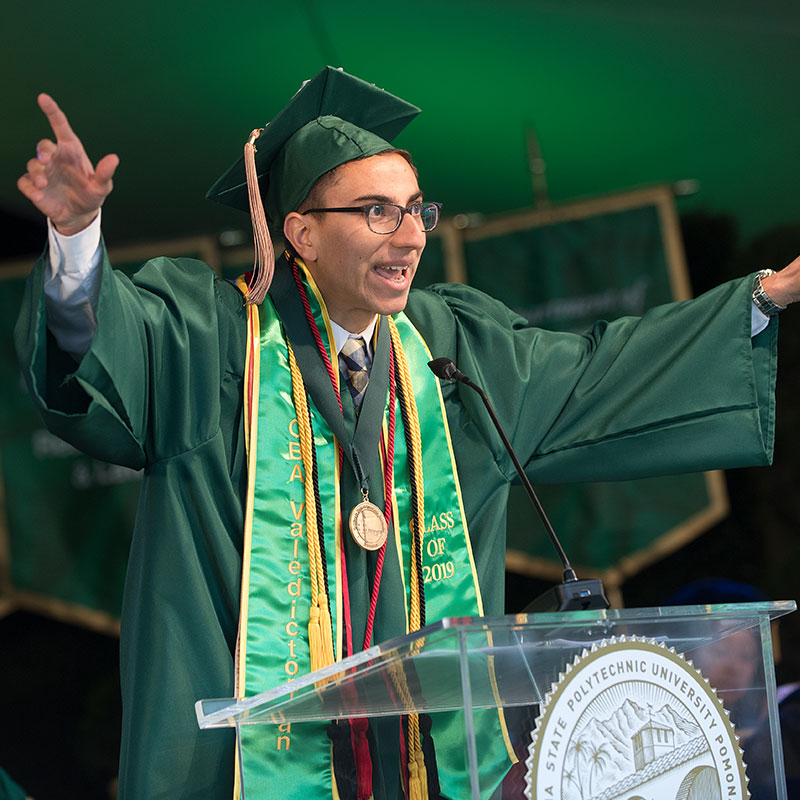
[428,357,609,613]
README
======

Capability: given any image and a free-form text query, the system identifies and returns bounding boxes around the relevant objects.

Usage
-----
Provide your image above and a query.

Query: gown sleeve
[409,273,776,485]
[14,241,247,469]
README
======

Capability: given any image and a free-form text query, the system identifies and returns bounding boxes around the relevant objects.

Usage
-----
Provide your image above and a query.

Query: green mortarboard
[207,66,420,224]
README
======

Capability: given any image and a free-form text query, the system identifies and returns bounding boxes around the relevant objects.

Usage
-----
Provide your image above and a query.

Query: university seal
[525,636,748,800]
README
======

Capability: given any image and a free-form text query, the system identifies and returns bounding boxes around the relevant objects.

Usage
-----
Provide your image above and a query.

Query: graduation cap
[207,67,421,303]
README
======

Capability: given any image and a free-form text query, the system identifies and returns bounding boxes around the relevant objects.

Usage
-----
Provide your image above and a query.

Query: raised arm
[17,93,118,235]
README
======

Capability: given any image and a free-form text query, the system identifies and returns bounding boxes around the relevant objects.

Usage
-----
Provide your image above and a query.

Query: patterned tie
[340,336,371,408]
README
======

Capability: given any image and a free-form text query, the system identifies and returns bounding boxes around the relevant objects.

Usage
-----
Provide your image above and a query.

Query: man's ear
[284,212,318,263]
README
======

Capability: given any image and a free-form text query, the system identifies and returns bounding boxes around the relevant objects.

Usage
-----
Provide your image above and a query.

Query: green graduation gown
[14,247,776,799]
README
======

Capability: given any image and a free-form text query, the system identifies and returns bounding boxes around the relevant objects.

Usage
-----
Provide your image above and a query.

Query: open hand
[17,93,119,236]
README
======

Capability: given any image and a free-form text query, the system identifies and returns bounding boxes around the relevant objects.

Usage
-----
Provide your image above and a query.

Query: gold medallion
[349,501,388,551]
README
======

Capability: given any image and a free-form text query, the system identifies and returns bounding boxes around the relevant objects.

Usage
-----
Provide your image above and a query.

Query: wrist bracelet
[753,269,787,317]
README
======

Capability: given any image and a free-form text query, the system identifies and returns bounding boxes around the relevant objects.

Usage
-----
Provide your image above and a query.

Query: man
[14,67,800,799]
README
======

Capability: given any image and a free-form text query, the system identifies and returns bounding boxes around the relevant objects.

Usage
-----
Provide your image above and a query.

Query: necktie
[340,336,371,408]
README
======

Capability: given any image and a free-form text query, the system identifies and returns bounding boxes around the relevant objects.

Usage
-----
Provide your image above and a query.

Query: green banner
[460,189,727,591]
[464,204,671,331]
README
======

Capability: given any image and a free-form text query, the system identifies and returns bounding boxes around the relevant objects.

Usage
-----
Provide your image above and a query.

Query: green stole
[235,260,514,799]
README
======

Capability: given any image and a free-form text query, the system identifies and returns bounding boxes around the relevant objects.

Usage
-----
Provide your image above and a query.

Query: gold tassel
[319,594,335,668]
[243,128,275,305]
[408,758,423,800]
[407,714,428,800]
[308,602,323,673]
[419,757,429,800]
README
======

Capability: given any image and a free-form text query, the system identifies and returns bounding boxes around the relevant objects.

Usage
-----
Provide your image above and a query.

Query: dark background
[2,3,799,797]
[2,1,799,246]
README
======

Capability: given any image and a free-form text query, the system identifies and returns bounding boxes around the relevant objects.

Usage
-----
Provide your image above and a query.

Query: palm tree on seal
[563,767,582,800]
[587,741,612,796]
[564,738,588,799]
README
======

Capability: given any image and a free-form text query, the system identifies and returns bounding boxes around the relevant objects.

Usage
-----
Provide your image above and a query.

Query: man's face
[299,152,427,332]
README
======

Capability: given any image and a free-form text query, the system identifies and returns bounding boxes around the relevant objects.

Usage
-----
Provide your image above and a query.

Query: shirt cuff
[751,303,770,337]
[47,211,103,283]
[44,212,103,361]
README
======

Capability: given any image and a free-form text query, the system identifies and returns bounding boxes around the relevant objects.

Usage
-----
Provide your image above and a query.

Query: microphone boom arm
[427,357,609,612]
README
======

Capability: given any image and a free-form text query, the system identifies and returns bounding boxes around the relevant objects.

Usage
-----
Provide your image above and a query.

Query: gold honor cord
[386,658,428,800]
[233,284,261,800]
[287,342,335,675]
[387,317,429,800]
[388,317,426,631]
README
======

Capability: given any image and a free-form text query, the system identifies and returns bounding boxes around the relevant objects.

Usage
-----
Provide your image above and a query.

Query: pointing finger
[37,92,78,143]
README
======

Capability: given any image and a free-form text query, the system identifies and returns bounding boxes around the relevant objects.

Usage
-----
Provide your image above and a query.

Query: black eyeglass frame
[301,201,443,234]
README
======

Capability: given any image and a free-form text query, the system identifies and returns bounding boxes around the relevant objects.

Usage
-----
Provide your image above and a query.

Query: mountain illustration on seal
[560,698,708,800]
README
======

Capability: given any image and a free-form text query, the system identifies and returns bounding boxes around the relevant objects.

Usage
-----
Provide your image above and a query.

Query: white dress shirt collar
[330,316,379,359]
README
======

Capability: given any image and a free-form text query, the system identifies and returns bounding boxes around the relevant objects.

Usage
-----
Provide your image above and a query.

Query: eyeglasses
[302,201,442,234]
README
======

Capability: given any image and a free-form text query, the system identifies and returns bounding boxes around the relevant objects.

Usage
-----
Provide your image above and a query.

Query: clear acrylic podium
[197,601,795,799]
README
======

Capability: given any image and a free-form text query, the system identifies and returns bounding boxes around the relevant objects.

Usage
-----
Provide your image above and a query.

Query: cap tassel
[243,128,275,305]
